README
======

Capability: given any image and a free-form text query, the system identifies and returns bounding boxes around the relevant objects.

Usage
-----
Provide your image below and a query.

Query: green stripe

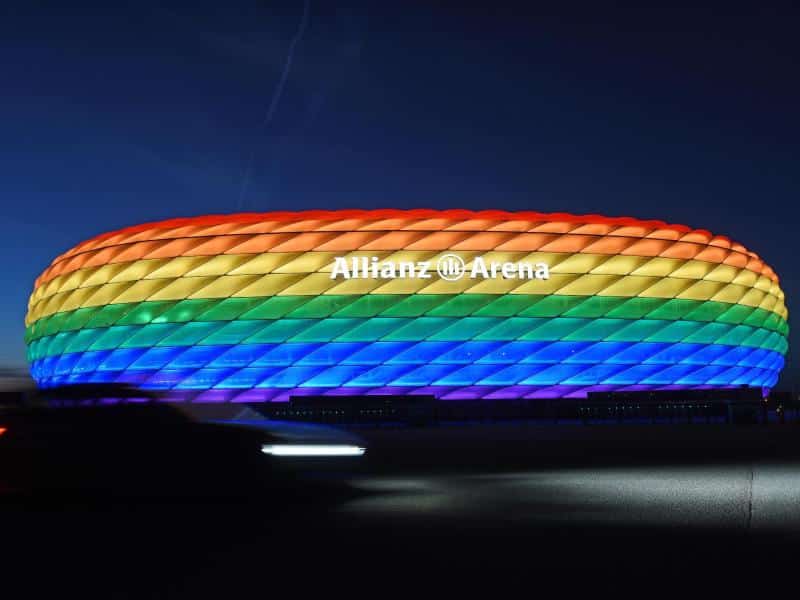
[26,316,789,362]
[26,294,789,344]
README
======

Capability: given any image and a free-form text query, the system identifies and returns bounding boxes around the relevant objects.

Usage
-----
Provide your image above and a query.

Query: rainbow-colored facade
[25,210,788,401]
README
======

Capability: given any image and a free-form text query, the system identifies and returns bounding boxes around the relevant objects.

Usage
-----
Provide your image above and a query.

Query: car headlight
[261,444,366,457]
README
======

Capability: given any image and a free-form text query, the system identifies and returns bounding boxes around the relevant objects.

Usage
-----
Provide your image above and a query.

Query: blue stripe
[30,340,785,390]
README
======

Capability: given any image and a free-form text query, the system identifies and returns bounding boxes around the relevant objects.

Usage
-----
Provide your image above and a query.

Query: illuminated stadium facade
[25,209,788,402]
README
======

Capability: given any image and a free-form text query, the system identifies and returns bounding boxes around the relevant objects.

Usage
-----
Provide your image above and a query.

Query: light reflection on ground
[342,464,800,532]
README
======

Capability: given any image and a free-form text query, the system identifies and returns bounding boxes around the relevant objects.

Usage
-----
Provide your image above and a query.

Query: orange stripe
[33,211,780,288]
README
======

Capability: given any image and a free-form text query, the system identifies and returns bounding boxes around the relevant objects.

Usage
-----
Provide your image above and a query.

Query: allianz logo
[330,254,550,281]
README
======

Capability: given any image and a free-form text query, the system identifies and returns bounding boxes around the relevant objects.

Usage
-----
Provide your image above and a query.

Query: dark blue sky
[2,1,798,388]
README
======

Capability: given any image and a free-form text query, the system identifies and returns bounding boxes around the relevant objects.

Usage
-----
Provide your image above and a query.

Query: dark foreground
[4,422,800,597]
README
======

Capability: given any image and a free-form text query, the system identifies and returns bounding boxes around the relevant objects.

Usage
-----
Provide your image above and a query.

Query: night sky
[2,1,798,388]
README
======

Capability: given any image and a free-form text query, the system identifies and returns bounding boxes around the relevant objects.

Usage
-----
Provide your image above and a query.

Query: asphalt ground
[3,423,800,597]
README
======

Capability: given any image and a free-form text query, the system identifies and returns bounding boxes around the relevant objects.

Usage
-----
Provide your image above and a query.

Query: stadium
[25,209,788,403]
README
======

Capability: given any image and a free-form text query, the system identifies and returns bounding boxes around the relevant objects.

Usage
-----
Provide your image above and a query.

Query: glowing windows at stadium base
[24,209,788,400]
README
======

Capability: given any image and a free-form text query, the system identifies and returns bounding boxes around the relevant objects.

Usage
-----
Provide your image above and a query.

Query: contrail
[238,0,311,210]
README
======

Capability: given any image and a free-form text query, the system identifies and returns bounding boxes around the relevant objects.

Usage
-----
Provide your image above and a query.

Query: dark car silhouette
[0,398,365,497]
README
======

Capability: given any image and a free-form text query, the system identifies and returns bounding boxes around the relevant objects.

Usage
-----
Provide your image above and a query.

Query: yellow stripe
[27,253,787,322]
[26,266,788,326]
[29,250,787,304]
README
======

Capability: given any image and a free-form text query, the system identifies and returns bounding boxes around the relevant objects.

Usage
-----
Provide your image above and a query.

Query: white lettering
[535,262,550,279]
[329,255,551,281]
[331,257,351,279]
[398,262,416,277]
[380,262,397,278]
[470,257,488,279]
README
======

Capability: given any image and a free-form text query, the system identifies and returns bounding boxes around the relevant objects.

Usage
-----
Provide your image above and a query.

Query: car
[0,398,366,498]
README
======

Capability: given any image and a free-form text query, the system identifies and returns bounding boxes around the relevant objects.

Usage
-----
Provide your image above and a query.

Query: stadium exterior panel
[25,209,788,401]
